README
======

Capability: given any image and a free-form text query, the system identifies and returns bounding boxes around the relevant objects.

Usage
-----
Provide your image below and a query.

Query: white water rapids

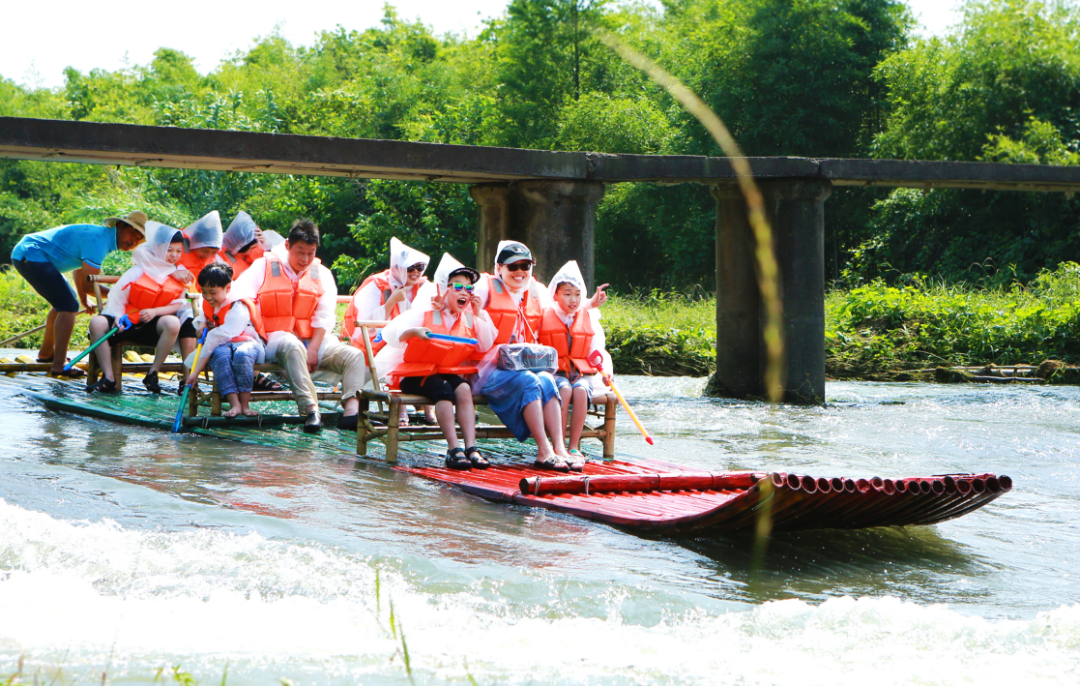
[1,378,1078,684]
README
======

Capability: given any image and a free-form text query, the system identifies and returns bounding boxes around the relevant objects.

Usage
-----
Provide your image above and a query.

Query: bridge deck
[2,116,1079,191]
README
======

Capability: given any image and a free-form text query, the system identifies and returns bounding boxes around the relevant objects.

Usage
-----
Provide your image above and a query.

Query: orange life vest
[123,272,187,324]
[389,309,478,389]
[341,270,426,358]
[483,274,542,345]
[218,243,264,279]
[202,298,268,343]
[257,255,325,340]
[179,250,217,292]
[537,308,596,375]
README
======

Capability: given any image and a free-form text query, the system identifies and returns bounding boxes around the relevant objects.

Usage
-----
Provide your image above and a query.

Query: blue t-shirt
[11,224,118,274]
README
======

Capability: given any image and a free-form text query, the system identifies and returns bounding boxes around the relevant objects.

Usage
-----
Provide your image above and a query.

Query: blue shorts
[482,368,559,442]
[13,258,80,313]
[554,372,593,401]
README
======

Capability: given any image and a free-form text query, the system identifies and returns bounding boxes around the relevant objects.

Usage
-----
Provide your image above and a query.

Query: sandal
[445,447,472,470]
[142,370,162,394]
[534,456,570,473]
[465,446,489,470]
[252,372,285,392]
[566,449,585,472]
[51,366,85,378]
[87,376,119,394]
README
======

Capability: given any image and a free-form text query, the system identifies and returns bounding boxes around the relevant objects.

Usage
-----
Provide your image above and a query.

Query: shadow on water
[675,524,997,605]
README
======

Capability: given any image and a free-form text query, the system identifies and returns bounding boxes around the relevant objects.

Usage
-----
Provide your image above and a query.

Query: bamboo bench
[85,274,189,391]
[356,389,617,463]
[195,314,384,419]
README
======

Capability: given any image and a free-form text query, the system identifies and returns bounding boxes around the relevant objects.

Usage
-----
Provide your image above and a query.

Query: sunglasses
[406,264,425,273]
[450,283,475,292]
[501,262,533,272]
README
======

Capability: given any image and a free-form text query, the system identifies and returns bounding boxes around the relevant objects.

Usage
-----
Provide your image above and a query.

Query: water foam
[2,498,1079,685]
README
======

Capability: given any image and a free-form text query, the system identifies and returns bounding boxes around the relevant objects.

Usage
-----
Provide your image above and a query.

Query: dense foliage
[1,0,1077,293]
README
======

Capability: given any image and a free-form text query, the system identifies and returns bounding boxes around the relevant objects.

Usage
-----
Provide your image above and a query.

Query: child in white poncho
[536,260,613,465]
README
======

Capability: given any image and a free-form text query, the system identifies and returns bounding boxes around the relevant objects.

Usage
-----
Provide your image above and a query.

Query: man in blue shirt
[11,211,147,376]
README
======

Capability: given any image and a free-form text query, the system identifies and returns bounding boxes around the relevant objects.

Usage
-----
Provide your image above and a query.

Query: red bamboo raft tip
[400,460,1011,535]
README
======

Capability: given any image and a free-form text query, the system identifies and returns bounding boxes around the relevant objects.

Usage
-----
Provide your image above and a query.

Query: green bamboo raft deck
[0,370,603,465]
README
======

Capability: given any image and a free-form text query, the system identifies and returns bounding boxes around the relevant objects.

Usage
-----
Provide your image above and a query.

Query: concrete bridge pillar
[469,183,513,274]
[470,181,605,285]
[707,179,832,405]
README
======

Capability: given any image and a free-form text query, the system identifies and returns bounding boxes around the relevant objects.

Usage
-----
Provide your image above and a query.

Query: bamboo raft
[0,365,1012,536]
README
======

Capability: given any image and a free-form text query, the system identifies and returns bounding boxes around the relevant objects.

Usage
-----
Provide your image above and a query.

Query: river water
[0,377,1077,685]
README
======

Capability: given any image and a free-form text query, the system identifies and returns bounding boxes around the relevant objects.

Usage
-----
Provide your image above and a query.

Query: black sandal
[534,456,570,473]
[253,372,285,392]
[87,377,119,394]
[445,447,472,470]
[143,370,162,394]
[465,446,489,470]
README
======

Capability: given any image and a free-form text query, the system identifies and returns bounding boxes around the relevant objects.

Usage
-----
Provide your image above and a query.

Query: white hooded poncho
[221,211,259,256]
[185,211,224,251]
[388,237,430,290]
[133,221,184,284]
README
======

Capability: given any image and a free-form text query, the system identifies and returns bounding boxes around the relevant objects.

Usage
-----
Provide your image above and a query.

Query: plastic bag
[497,344,557,373]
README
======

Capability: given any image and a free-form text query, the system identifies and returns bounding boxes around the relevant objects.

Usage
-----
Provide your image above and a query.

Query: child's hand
[139,308,156,322]
[430,292,446,311]
[185,372,199,387]
[171,270,194,284]
[589,283,610,309]
[470,294,483,313]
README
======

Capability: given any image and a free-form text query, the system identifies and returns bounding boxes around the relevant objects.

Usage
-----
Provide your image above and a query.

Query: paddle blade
[172,388,189,433]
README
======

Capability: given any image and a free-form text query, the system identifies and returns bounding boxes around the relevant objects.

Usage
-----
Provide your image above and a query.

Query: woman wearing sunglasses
[457,240,577,471]
[377,254,497,469]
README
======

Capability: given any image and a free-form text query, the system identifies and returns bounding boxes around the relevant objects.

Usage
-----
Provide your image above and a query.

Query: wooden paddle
[587,349,655,445]
[0,310,91,348]
[0,323,47,348]
[173,328,209,433]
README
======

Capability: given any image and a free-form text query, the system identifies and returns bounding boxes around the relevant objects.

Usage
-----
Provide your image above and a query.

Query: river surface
[0,376,1077,685]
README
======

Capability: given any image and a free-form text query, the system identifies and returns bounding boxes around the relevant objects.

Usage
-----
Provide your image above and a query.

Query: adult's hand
[306,345,320,373]
[171,269,194,284]
[386,286,408,308]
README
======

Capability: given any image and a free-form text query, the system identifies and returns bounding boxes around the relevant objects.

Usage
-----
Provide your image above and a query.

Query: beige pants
[273,336,369,413]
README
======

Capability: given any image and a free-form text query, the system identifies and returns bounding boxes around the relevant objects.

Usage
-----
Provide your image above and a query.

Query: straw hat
[104,211,148,236]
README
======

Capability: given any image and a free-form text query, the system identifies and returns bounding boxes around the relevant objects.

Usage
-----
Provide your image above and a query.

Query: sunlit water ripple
[1,378,1078,684]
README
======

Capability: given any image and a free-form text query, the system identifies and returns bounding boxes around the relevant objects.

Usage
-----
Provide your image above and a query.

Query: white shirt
[192,298,266,362]
[103,265,190,322]
[232,243,339,361]
[374,305,497,380]
[348,277,425,345]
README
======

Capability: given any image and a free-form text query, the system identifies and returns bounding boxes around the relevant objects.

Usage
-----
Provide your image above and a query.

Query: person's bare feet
[223,406,241,418]
[241,408,259,417]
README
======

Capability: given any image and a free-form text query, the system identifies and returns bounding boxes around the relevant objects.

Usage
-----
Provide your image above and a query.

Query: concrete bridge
[3,116,1080,403]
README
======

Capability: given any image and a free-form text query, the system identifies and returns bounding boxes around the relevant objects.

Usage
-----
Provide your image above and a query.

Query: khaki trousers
[273,336,369,413]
